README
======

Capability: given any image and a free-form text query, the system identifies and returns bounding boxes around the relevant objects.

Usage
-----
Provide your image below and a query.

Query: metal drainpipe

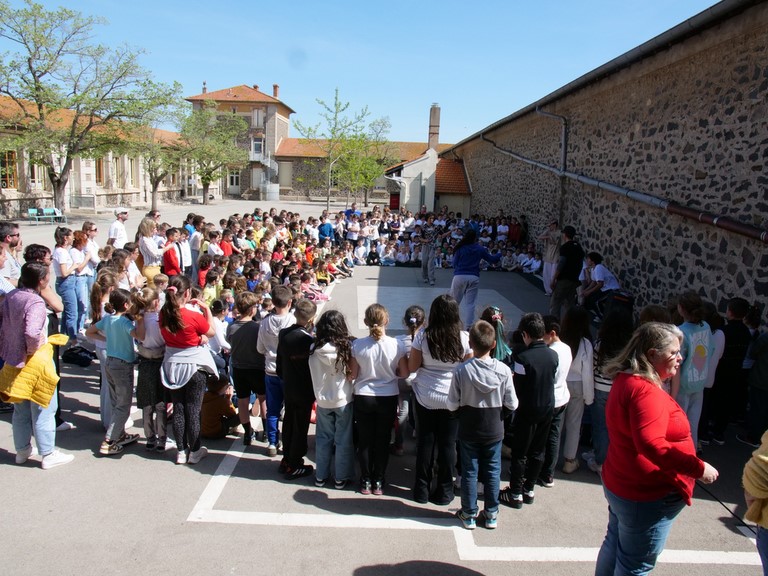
[480,134,768,244]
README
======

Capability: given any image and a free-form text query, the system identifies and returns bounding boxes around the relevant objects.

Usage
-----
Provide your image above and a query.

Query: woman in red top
[160,275,217,465]
[595,322,719,576]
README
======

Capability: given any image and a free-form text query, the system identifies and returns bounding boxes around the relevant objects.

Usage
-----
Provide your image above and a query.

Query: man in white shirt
[107,208,129,249]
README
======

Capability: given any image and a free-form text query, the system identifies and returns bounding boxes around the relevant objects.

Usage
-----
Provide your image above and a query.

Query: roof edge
[441,0,759,156]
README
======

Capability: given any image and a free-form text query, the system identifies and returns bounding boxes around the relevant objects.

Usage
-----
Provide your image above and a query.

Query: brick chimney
[253,84,259,91]
[202,81,207,94]
[428,103,440,150]
[273,84,279,99]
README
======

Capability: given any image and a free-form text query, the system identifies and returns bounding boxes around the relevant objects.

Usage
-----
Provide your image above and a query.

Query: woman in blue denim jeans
[52,227,90,339]
[595,322,718,576]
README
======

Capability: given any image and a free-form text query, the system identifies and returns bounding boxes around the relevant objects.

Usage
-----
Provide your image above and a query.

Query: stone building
[185,83,294,201]
[441,0,768,311]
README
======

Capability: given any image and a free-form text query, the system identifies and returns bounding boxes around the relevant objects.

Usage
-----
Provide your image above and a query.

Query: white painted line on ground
[187,438,241,522]
[452,529,761,565]
[194,509,456,530]
[187,388,761,567]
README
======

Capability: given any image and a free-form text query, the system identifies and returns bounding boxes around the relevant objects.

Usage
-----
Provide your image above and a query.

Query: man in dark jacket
[500,313,558,509]
[276,299,317,480]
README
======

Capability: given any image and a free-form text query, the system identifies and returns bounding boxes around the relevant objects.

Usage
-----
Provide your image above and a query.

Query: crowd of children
[2,203,766,535]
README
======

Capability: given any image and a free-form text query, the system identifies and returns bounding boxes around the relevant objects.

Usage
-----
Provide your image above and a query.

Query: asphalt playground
[0,199,762,575]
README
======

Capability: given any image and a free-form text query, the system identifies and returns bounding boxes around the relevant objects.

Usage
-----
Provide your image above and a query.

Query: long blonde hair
[603,322,683,386]
[364,303,389,340]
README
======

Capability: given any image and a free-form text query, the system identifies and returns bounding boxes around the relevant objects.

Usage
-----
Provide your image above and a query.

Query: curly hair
[312,310,354,375]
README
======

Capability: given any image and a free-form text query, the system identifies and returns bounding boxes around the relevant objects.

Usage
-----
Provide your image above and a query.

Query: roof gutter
[443,0,761,156]
[481,134,768,243]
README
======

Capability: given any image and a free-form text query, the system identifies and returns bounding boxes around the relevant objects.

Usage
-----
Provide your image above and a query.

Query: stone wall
[455,2,768,312]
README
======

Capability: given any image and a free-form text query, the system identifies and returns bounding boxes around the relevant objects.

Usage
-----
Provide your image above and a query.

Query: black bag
[62,345,96,367]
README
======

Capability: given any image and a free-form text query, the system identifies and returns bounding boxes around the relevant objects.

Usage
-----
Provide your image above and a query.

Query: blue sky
[12,0,720,144]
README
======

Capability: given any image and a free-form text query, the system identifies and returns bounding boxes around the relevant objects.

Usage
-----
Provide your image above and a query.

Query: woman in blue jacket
[449,229,502,329]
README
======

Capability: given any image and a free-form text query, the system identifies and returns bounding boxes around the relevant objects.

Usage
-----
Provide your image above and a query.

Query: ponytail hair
[480,305,512,361]
[402,305,426,339]
[364,303,388,340]
[91,269,119,323]
[160,274,190,334]
[105,288,131,316]
[129,287,159,319]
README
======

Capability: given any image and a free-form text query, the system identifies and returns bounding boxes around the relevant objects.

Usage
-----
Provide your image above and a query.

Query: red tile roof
[435,159,469,195]
[186,84,295,114]
[276,138,453,162]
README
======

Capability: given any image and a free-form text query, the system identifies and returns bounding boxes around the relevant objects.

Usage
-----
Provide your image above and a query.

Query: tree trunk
[151,183,160,212]
[202,182,210,205]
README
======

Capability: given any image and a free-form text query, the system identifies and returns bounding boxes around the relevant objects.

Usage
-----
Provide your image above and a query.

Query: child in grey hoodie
[448,319,518,530]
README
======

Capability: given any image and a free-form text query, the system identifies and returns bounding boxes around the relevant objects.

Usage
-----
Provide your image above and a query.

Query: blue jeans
[315,404,355,482]
[13,388,59,456]
[459,439,501,517]
[592,389,610,465]
[757,526,768,576]
[55,276,78,338]
[595,486,686,576]
[265,374,284,446]
[74,275,89,332]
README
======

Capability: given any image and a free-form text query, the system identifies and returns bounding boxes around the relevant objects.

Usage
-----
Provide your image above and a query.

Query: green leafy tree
[178,101,248,205]
[126,100,185,211]
[336,117,396,207]
[0,0,179,211]
[294,88,369,212]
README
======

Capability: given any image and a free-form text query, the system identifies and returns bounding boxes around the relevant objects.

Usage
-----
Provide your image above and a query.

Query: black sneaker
[499,487,522,509]
[536,475,554,488]
[315,477,327,488]
[116,433,140,447]
[737,434,760,448]
[523,490,535,505]
[0,401,14,413]
[334,479,349,490]
[711,434,725,446]
[243,430,255,446]
[285,464,314,480]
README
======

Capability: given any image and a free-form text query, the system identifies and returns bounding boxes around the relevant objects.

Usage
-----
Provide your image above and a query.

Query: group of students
[3,204,768,567]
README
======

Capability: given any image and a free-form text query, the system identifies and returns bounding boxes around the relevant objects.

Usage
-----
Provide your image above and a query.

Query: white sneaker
[125,418,134,429]
[176,450,188,465]
[56,421,75,432]
[41,450,74,470]
[15,444,38,464]
[587,458,603,474]
[188,446,208,465]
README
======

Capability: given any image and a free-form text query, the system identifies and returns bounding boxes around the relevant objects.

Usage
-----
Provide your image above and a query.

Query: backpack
[62,345,97,367]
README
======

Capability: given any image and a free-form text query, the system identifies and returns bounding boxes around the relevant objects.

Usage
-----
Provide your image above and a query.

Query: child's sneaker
[188,446,208,464]
[267,444,278,457]
[115,432,140,447]
[482,510,498,530]
[176,450,188,465]
[145,437,157,451]
[456,510,476,530]
[156,437,167,452]
[99,440,124,456]
[15,444,38,464]
[523,490,535,505]
[284,464,313,481]
[499,487,523,509]
[41,450,74,470]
